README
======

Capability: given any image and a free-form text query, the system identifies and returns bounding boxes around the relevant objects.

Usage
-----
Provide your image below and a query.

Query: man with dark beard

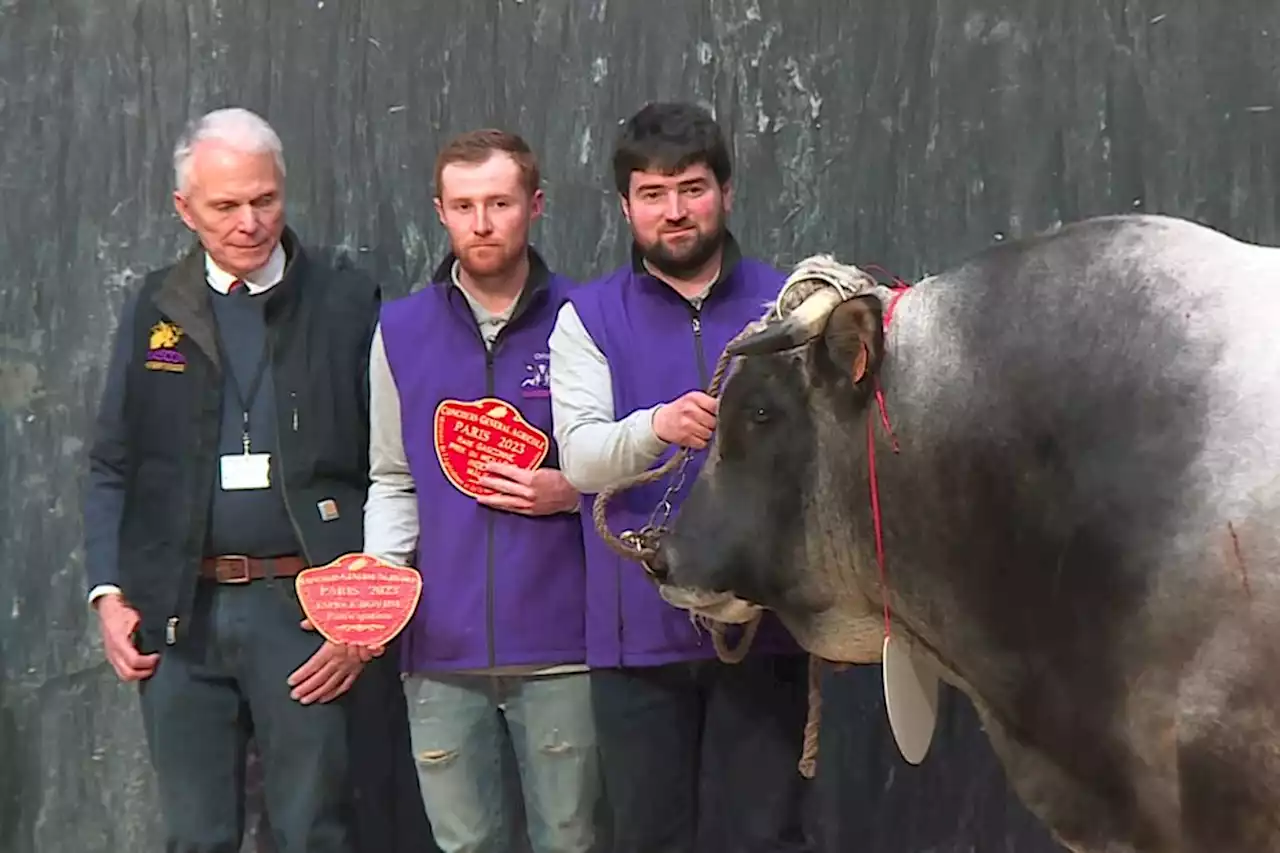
[547,102,815,852]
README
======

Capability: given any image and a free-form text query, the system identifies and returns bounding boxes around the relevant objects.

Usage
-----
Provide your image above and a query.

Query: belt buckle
[216,555,253,584]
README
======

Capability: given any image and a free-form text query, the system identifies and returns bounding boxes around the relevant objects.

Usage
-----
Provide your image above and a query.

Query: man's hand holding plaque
[287,553,422,705]
[433,396,578,515]
[475,462,579,515]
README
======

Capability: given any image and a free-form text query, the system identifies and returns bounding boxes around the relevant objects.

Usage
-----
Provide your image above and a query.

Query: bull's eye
[752,406,770,424]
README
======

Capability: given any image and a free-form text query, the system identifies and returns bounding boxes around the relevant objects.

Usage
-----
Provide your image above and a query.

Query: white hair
[172,107,286,193]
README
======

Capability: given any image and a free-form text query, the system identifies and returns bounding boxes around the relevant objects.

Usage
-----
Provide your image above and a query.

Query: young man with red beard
[548,102,815,851]
[363,129,600,853]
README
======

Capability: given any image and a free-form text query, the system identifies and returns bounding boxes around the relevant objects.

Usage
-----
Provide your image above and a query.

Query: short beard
[639,222,726,280]
[458,243,525,281]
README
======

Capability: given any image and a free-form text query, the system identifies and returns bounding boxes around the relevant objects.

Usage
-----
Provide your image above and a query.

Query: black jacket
[84,228,381,649]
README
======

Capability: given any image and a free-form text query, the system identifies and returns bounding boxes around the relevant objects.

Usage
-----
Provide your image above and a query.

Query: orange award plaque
[294,553,423,647]
[433,397,550,498]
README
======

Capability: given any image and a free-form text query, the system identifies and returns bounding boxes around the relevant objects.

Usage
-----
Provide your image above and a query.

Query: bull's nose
[645,543,671,584]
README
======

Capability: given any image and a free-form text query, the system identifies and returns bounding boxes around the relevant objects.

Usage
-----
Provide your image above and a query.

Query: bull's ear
[821,295,884,386]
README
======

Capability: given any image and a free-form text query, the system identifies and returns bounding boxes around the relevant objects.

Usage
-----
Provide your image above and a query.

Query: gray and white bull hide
[647,214,1280,853]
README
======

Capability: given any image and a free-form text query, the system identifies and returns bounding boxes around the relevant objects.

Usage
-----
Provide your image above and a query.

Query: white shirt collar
[205,241,287,295]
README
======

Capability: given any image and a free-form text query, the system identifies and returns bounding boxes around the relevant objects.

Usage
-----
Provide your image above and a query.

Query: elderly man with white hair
[83,106,395,852]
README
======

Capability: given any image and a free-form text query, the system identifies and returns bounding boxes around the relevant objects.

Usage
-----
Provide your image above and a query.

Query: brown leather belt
[200,555,307,584]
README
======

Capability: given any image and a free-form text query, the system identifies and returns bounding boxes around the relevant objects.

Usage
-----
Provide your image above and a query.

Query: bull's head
[648,255,898,665]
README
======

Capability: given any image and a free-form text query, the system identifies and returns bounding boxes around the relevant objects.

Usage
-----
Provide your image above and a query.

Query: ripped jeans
[403,671,601,853]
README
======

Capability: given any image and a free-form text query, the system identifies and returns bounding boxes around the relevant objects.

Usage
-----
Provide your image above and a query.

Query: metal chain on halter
[627,442,692,556]
[591,323,756,565]
[590,323,764,663]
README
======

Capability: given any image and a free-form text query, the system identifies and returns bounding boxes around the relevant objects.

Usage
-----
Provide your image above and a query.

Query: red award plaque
[433,397,550,498]
[294,553,423,647]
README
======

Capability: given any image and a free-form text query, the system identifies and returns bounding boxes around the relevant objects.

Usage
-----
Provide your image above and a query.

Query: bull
[637,214,1280,853]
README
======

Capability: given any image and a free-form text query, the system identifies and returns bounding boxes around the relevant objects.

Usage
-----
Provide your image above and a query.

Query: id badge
[220,453,272,490]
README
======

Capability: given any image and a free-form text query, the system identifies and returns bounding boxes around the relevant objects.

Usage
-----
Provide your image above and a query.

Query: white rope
[771,253,879,320]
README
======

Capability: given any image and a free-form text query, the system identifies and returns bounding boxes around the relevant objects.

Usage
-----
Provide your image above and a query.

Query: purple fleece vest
[569,252,803,668]
[380,271,587,672]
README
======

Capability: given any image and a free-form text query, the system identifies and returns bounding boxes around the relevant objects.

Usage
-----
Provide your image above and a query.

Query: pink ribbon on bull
[867,283,911,639]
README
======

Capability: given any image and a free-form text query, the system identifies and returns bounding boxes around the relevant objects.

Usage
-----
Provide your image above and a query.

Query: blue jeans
[404,671,600,853]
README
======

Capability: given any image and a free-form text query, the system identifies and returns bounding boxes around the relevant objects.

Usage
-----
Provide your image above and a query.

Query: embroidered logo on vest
[145,320,187,373]
[520,352,550,398]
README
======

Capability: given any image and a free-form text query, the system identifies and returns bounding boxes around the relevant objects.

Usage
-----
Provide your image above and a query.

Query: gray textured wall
[3,0,1278,850]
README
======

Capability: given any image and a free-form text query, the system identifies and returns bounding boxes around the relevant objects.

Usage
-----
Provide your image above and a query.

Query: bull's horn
[727,287,845,356]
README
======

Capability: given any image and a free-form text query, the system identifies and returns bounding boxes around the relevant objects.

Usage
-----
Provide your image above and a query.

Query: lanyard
[212,317,272,455]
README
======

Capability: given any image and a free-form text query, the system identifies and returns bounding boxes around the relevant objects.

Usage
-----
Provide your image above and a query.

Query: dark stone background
[3,0,1277,850]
